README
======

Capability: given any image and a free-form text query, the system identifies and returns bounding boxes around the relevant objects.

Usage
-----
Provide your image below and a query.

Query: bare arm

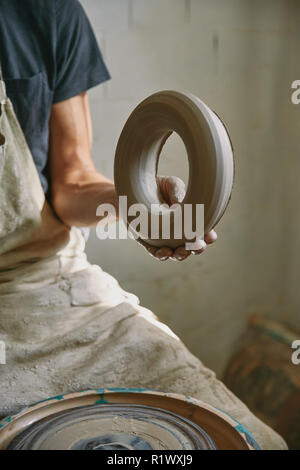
[50,92,118,227]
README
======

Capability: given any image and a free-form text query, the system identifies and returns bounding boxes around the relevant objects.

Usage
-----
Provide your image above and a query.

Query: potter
[0,0,287,451]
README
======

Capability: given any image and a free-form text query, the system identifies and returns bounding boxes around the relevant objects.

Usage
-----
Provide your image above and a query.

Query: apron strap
[0,63,7,103]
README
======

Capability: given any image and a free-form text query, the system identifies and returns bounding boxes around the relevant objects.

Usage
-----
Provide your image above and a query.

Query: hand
[137,176,217,261]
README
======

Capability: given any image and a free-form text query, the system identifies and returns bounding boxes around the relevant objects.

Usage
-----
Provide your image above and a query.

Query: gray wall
[80,0,300,376]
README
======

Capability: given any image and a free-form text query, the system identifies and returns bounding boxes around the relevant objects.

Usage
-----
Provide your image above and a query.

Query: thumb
[158,176,186,205]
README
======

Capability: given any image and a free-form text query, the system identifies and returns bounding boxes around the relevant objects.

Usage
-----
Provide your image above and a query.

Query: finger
[155,247,173,260]
[157,177,172,205]
[185,238,206,253]
[157,176,186,205]
[204,230,217,245]
[172,246,191,261]
[168,177,186,205]
[193,246,206,255]
[136,239,173,261]
[189,239,207,255]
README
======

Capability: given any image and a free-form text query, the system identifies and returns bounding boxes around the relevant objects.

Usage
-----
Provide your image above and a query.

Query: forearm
[52,171,119,227]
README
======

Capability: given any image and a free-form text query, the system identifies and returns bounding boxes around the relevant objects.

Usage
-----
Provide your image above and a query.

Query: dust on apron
[0,68,286,449]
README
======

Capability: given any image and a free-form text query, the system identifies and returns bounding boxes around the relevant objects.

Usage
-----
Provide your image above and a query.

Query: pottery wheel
[6,404,216,450]
[0,389,259,450]
[114,90,234,248]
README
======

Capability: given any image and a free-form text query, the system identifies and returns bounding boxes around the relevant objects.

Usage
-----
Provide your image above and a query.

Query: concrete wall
[80,0,299,376]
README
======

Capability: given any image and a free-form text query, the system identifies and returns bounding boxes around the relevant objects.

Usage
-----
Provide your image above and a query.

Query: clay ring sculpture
[114,90,234,249]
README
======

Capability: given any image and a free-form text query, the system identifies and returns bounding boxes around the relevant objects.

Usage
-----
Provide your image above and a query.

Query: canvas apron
[0,68,286,449]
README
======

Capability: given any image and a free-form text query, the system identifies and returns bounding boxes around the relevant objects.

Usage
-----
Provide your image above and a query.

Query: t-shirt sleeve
[53,0,110,103]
